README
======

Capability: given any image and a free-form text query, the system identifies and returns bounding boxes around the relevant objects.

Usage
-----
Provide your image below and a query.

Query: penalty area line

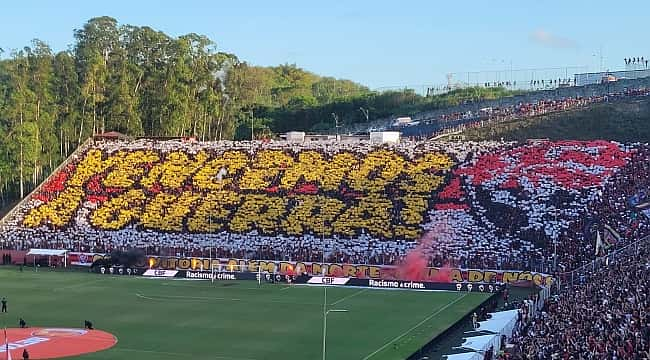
[136,292,335,307]
[330,288,368,306]
[360,293,469,360]
[160,282,269,291]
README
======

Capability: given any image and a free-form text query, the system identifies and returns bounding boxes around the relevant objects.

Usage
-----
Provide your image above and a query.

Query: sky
[0,0,648,90]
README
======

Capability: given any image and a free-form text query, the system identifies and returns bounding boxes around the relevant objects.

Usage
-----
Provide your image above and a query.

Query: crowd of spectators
[506,239,650,359]
[625,57,648,69]
[552,144,650,273]
[0,137,646,277]
[425,77,576,97]
[399,87,650,138]
[0,138,486,262]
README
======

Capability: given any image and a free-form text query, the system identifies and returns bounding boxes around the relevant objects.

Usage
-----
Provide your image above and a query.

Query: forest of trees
[0,17,372,202]
[0,17,518,205]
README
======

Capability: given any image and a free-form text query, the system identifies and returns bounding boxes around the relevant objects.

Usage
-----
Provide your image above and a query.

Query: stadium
[1,10,650,360]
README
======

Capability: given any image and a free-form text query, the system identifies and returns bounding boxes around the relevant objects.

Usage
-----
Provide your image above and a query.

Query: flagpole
[5,327,12,360]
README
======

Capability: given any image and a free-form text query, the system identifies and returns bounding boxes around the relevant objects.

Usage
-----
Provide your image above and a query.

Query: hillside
[461,98,650,142]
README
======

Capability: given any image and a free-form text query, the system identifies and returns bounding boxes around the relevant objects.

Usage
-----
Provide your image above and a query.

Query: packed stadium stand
[508,238,650,358]
[354,83,650,138]
[1,137,648,276]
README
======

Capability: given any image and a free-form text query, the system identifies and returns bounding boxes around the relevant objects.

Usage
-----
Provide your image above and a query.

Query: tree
[52,51,81,156]
[121,25,174,136]
[27,40,58,176]
[104,47,142,135]
[4,50,40,198]
[0,16,524,207]
[78,50,107,140]
[74,16,120,138]
[312,77,369,104]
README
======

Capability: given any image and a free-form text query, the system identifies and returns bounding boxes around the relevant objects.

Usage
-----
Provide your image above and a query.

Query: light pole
[250,109,254,142]
[331,113,340,141]
[208,215,213,267]
[552,208,559,272]
[553,236,557,272]
[321,217,326,267]
[359,107,369,123]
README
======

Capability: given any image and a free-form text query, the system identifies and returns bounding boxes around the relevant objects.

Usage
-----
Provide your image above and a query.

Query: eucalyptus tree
[4,49,39,198]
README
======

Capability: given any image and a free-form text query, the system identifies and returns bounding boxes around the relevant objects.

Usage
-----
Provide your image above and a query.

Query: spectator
[509,242,650,358]
[0,134,647,276]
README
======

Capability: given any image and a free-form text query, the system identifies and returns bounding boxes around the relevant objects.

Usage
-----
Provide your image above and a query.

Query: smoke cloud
[396,216,453,282]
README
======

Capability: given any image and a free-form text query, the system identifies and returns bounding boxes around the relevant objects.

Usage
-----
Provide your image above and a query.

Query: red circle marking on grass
[1,327,117,359]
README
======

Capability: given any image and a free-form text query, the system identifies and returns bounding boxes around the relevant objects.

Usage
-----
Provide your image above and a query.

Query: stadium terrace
[1,137,648,276]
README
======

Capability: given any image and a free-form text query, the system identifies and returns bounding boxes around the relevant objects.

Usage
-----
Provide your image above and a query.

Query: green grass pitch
[0,267,490,360]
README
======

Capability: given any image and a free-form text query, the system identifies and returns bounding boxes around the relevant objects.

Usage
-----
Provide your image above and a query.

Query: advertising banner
[79,252,553,286]
[68,252,109,267]
[307,277,351,285]
[141,256,553,286]
[142,269,178,277]
[358,278,501,292]
[177,270,259,281]
[298,277,502,292]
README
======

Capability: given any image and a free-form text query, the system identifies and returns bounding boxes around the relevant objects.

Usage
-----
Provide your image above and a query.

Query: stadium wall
[0,250,27,265]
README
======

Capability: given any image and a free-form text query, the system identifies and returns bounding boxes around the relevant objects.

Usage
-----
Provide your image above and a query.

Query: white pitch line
[330,288,368,306]
[160,282,267,291]
[136,292,328,307]
[360,293,469,360]
[114,348,186,356]
[53,279,104,291]
[135,293,163,301]
[279,286,292,291]
[136,293,241,301]
[115,347,258,360]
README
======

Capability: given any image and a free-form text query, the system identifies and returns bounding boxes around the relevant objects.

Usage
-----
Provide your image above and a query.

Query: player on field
[1,297,6,312]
